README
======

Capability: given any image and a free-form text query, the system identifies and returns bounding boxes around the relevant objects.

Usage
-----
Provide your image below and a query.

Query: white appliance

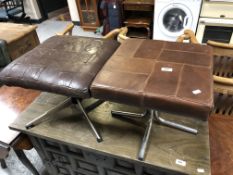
[196,1,233,44]
[153,0,202,41]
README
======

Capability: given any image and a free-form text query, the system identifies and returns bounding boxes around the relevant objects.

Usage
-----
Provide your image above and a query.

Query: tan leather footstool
[91,39,214,160]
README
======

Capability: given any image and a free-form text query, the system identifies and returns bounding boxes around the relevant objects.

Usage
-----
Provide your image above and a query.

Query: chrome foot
[25,98,72,129]
[76,99,103,142]
[25,97,103,142]
[111,110,147,119]
[154,111,198,134]
[138,110,154,161]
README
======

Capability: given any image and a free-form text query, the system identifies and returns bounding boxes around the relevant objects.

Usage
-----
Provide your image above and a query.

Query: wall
[67,0,80,22]
[24,0,42,20]
[24,0,80,22]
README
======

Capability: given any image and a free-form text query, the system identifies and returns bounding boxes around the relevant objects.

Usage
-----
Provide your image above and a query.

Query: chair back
[207,41,233,95]
[177,29,233,116]
[3,0,25,18]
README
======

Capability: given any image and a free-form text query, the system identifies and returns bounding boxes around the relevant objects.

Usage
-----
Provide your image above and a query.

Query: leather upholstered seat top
[91,39,214,118]
[0,36,120,98]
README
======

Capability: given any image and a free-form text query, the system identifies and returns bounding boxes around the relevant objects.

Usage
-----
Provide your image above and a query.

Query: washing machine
[153,0,202,41]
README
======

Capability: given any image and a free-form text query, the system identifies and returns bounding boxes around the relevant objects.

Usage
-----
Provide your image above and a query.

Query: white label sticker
[161,67,173,72]
[175,159,186,167]
[197,168,205,173]
[192,89,202,95]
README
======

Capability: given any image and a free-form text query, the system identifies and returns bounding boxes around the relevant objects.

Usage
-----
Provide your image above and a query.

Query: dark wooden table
[10,92,211,175]
[209,115,233,175]
[0,86,40,174]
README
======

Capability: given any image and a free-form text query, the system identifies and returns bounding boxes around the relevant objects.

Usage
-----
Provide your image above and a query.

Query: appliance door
[196,18,233,44]
[158,3,193,37]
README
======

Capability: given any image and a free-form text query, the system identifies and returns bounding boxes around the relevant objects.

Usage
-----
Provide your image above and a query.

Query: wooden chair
[56,23,75,36]
[177,29,233,116]
[207,41,233,116]
[103,27,129,43]
[1,0,30,23]
[56,23,129,44]
[207,41,233,95]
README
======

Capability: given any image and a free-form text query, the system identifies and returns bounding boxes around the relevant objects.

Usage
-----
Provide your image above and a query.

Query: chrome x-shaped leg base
[25,97,72,129]
[25,97,103,142]
[154,111,198,134]
[111,109,198,161]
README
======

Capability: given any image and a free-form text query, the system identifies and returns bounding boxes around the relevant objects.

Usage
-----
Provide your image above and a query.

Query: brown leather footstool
[0,35,119,142]
[91,39,214,160]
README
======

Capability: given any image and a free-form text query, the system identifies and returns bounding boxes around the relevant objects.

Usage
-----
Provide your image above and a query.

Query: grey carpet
[0,148,47,175]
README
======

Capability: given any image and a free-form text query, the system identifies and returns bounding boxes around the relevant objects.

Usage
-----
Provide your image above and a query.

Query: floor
[0,18,99,175]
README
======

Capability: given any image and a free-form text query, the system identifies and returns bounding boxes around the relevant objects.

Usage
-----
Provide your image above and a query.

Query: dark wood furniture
[209,115,233,175]
[10,92,211,175]
[0,86,40,174]
[76,0,100,31]
[0,23,39,60]
[37,0,67,20]
[122,0,154,38]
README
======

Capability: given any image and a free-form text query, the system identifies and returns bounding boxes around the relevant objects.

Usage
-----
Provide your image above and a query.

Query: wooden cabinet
[76,0,100,31]
[0,23,39,61]
[122,0,154,39]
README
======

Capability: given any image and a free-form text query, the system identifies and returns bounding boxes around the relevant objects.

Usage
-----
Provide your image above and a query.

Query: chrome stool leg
[75,99,103,142]
[26,97,72,129]
[154,111,198,134]
[26,97,103,142]
[138,110,154,161]
[111,110,147,119]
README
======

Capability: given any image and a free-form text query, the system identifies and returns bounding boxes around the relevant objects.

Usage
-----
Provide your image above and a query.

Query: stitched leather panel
[0,36,119,98]
[91,39,214,118]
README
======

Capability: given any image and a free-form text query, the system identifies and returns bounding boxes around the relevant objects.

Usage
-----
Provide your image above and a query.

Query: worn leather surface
[91,39,214,118]
[0,36,119,98]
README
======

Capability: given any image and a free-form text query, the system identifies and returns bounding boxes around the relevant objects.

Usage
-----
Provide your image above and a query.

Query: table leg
[13,149,39,175]
[0,159,7,169]
[0,144,9,169]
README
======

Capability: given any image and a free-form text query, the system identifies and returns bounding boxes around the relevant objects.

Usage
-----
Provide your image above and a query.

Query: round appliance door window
[158,4,193,37]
